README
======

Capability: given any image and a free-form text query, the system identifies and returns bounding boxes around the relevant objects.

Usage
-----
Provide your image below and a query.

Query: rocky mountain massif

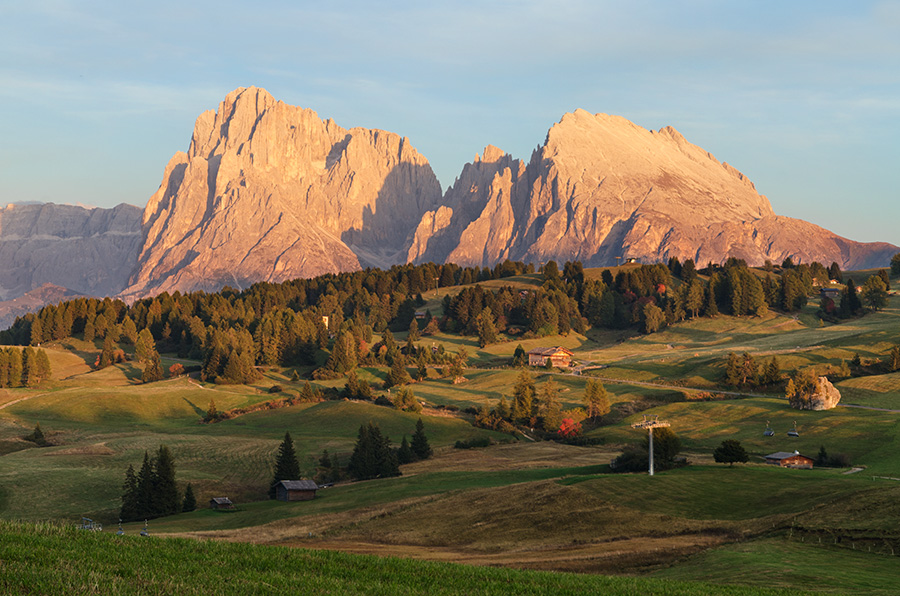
[1,87,895,309]
[407,109,897,269]
[0,202,142,301]
[121,87,442,299]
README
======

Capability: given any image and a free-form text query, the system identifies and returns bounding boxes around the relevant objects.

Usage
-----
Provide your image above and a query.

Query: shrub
[454,436,491,449]
[268,385,283,394]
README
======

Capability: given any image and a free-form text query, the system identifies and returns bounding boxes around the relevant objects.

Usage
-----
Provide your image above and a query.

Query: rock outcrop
[408,109,896,269]
[790,376,842,411]
[0,202,142,301]
[122,87,443,298]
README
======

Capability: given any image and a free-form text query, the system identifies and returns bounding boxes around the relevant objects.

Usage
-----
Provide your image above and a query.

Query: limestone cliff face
[0,203,142,300]
[123,87,442,298]
[408,110,894,269]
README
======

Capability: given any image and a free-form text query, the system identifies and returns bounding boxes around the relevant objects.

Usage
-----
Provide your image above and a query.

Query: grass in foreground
[652,537,900,595]
[0,520,820,596]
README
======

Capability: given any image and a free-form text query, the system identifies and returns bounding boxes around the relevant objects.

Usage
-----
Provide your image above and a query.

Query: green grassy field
[0,520,817,596]
[1,270,899,594]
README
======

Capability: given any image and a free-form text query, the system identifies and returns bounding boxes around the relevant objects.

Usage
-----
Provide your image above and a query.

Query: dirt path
[0,387,78,411]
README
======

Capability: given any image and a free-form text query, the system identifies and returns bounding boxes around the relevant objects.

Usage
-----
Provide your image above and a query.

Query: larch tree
[583,378,610,419]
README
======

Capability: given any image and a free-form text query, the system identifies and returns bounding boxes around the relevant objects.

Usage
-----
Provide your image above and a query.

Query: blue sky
[1,1,898,245]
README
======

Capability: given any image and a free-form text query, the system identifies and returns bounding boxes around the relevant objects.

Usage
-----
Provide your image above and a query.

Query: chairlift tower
[631,415,670,476]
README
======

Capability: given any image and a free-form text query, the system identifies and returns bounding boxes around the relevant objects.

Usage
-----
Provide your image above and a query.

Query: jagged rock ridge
[0,202,142,301]
[122,86,442,298]
[408,109,896,270]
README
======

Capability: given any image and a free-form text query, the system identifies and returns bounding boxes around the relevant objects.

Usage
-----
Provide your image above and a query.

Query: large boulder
[790,376,842,411]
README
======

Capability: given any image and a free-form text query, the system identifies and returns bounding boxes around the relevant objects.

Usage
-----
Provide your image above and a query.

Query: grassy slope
[1,268,899,593]
[0,520,818,596]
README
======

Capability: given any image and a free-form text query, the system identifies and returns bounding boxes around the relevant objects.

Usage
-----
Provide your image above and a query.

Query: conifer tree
[7,349,22,388]
[120,464,140,522]
[398,435,414,464]
[511,344,527,367]
[182,483,197,512]
[0,349,9,388]
[384,358,412,389]
[136,451,154,519]
[29,318,43,346]
[537,379,562,431]
[35,349,52,382]
[205,399,218,422]
[392,387,422,412]
[348,423,399,480]
[99,335,116,369]
[583,378,610,419]
[22,347,39,387]
[496,394,511,419]
[410,418,432,460]
[512,370,535,422]
[153,445,179,517]
[269,432,301,498]
[83,318,95,342]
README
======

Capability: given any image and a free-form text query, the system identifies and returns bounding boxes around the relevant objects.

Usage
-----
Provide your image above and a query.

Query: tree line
[0,347,51,388]
[2,255,893,388]
[120,445,195,522]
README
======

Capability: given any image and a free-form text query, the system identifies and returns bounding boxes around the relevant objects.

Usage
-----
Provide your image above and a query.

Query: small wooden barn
[209,497,235,510]
[527,346,574,368]
[275,479,319,502]
[764,451,814,469]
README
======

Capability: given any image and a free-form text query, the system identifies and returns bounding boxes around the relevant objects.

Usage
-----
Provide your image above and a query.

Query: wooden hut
[209,497,235,510]
[527,346,574,368]
[275,480,319,502]
[764,451,814,469]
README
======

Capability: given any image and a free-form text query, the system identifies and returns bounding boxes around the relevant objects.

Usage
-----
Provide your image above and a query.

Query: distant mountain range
[1,86,895,321]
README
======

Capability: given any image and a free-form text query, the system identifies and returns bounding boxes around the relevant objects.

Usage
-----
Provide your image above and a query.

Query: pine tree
[205,399,218,422]
[416,353,428,381]
[392,387,422,412]
[153,445,179,517]
[384,358,412,389]
[181,483,197,513]
[136,451,154,519]
[511,344,527,367]
[398,435,414,464]
[476,307,498,347]
[410,418,433,460]
[120,464,140,522]
[348,423,400,480]
[269,432,301,498]
[315,450,336,484]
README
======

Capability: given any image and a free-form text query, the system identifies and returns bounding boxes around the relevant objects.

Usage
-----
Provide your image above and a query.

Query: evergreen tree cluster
[120,445,182,522]
[724,352,782,389]
[347,423,400,480]
[474,371,606,436]
[0,255,873,383]
[0,347,52,388]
